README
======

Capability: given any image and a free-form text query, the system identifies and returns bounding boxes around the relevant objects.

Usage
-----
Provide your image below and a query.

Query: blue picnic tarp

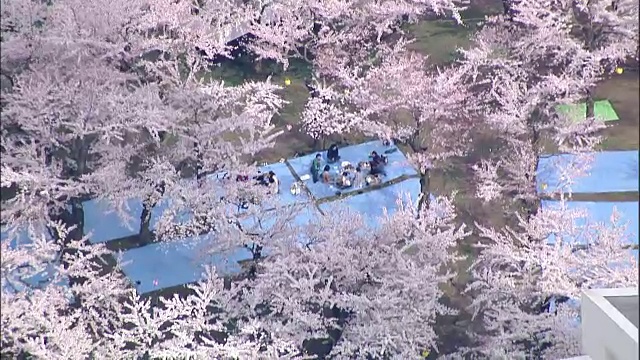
[541,200,639,247]
[537,151,639,194]
[120,237,254,294]
[318,177,422,230]
[287,140,418,200]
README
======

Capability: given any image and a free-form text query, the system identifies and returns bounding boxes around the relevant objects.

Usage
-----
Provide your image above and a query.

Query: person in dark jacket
[369,151,387,176]
[255,172,269,186]
[327,143,340,163]
[305,79,320,98]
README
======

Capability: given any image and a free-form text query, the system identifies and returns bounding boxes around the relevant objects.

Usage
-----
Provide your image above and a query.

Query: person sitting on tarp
[370,151,388,165]
[369,151,388,176]
[336,171,352,189]
[353,166,364,188]
[267,171,279,194]
[365,173,382,186]
[327,143,340,163]
[310,153,323,183]
[321,165,332,183]
[255,171,270,186]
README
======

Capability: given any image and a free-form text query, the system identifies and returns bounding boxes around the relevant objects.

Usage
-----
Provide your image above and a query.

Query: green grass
[555,99,620,123]
[201,57,311,128]
[405,20,478,64]
[596,74,640,151]
[405,3,503,64]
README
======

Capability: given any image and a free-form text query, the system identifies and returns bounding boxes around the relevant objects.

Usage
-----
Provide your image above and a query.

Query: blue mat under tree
[318,178,422,230]
[84,161,308,244]
[541,200,639,260]
[287,140,418,201]
[536,150,639,194]
[83,198,149,244]
[1,226,70,294]
[121,205,322,293]
[120,236,254,294]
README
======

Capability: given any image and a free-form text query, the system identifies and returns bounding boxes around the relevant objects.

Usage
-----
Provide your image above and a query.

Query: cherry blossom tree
[1,221,301,358]
[1,221,132,359]
[0,0,292,239]
[246,0,467,70]
[1,52,176,255]
[301,40,476,209]
[247,0,471,153]
[460,10,607,209]
[1,1,474,359]
[237,194,467,358]
[465,0,638,207]
[504,0,638,116]
[83,55,286,245]
[2,191,468,359]
[458,199,639,358]
[1,4,290,358]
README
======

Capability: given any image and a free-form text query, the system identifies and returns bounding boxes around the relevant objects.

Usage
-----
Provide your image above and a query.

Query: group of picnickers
[310,143,389,190]
[235,171,280,194]
[229,141,391,206]
[231,170,280,210]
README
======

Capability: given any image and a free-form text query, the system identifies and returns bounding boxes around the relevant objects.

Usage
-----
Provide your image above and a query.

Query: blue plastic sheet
[1,226,69,294]
[238,205,320,234]
[85,162,307,244]
[537,151,639,193]
[318,178,421,230]
[287,140,418,200]
[83,198,147,244]
[542,201,639,249]
[1,224,51,249]
[120,237,253,294]
[82,142,415,243]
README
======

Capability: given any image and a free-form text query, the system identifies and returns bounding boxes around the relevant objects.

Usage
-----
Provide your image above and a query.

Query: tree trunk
[502,0,520,21]
[139,204,154,246]
[139,182,166,245]
[194,140,204,184]
[313,137,325,152]
[61,138,89,289]
[523,125,541,222]
[255,59,263,74]
[502,0,512,15]
[417,169,431,211]
[408,130,430,211]
[585,89,595,120]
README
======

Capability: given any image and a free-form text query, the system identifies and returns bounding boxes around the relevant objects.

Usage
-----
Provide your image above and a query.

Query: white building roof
[569,288,639,360]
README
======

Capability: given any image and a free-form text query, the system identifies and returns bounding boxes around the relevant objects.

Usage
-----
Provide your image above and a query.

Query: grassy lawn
[595,74,640,151]
[405,20,477,64]
[405,1,503,64]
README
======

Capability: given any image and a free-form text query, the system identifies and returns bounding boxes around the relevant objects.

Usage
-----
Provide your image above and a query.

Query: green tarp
[555,99,620,123]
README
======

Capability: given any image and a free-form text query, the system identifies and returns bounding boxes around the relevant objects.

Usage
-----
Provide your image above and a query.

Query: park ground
[102,1,639,356]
